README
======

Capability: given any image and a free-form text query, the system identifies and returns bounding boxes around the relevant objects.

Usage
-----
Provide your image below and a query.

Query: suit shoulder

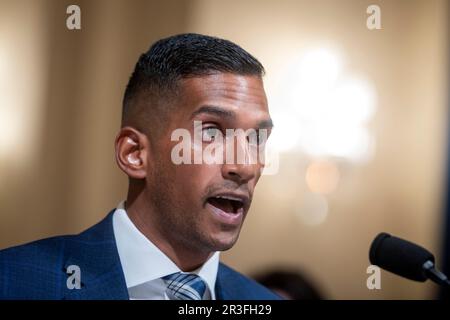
[0,235,73,299]
[0,235,71,262]
[218,263,282,300]
[0,213,114,299]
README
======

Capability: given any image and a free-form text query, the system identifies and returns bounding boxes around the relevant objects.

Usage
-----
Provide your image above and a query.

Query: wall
[0,0,448,299]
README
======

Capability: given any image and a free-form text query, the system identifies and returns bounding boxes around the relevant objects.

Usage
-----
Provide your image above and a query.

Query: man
[0,33,280,300]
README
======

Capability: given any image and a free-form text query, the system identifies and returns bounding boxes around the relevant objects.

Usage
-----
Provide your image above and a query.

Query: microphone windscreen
[369,232,435,281]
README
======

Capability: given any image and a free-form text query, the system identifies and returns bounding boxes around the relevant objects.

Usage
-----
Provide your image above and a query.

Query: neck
[125,189,212,272]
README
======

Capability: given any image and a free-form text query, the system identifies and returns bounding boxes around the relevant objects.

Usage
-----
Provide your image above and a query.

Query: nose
[221,135,258,184]
[221,162,257,184]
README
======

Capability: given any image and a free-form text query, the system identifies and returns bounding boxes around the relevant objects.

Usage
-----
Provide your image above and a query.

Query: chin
[207,231,241,252]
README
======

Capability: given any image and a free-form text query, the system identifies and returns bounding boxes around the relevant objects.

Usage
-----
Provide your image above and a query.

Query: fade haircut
[121,33,265,136]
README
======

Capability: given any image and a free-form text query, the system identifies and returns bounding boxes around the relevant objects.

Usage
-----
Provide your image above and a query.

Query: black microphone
[369,232,450,287]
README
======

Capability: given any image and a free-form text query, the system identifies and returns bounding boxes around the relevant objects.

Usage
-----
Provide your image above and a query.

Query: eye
[247,130,267,147]
[202,126,222,142]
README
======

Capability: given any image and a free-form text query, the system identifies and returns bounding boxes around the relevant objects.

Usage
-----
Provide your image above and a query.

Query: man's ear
[115,127,149,179]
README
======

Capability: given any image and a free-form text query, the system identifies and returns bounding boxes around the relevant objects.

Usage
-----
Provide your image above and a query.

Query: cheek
[248,166,263,190]
[175,164,221,195]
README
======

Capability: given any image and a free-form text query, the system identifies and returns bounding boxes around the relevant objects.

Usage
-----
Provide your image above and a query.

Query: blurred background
[0,0,448,299]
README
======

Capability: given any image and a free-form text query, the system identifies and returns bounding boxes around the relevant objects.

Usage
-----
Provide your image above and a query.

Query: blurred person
[253,269,324,300]
[0,34,281,300]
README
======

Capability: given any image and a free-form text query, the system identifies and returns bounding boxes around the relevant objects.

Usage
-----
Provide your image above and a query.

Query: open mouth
[205,194,247,225]
[206,196,245,214]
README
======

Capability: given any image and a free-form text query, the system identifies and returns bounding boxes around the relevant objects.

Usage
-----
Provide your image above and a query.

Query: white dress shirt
[112,201,220,300]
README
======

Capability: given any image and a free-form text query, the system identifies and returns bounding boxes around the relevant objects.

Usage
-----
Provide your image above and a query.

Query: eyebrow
[258,118,274,129]
[190,105,274,129]
[191,105,236,119]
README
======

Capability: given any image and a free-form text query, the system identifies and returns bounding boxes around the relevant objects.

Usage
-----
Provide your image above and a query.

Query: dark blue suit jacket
[0,211,280,300]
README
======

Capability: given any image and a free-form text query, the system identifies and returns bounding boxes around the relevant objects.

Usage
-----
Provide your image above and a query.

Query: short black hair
[122,33,265,131]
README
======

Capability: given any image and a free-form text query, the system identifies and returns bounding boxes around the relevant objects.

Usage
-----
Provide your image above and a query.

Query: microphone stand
[422,261,450,288]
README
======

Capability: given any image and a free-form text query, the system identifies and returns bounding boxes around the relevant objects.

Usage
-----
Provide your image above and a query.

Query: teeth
[216,195,243,202]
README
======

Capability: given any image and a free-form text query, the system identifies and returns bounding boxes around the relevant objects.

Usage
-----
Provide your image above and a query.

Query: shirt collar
[112,201,220,296]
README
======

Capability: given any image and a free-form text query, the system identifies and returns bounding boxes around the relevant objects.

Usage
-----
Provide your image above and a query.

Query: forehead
[177,73,269,119]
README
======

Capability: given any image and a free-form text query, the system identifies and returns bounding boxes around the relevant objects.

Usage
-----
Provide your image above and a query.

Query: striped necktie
[162,272,208,300]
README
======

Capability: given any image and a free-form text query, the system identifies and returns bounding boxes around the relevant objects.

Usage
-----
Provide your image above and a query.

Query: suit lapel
[62,211,129,300]
[59,211,247,300]
[215,263,237,300]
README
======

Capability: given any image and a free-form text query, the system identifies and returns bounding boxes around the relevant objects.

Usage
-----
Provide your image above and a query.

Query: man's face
[147,73,272,253]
